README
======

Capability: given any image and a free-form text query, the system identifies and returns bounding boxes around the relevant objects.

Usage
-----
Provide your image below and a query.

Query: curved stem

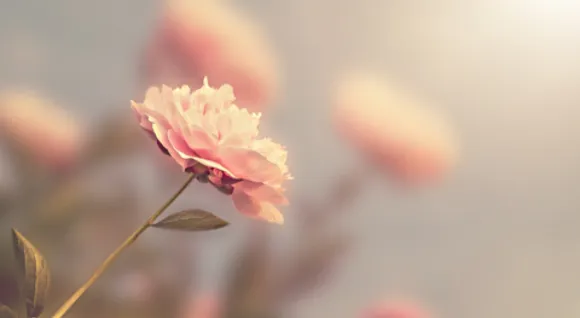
[52,173,197,318]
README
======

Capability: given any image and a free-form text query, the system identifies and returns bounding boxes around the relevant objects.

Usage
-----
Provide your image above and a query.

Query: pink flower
[132,77,291,224]
[180,294,220,318]
[332,72,458,185]
[113,271,155,303]
[142,0,280,112]
[0,89,85,169]
[362,299,433,318]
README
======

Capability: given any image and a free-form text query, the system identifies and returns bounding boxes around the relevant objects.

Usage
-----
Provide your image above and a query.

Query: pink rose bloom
[142,0,280,112]
[0,89,85,169]
[131,77,291,224]
[362,299,433,318]
[333,72,458,185]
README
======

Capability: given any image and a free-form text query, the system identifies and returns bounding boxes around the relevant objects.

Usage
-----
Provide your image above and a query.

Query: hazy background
[1,1,580,317]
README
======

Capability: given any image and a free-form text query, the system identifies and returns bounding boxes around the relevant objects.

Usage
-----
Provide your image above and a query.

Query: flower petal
[136,104,172,130]
[192,156,236,178]
[183,127,216,152]
[216,113,232,137]
[131,101,153,131]
[153,124,191,169]
[167,129,197,158]
[232,189,261,215]
[232,189,284,224]
[144,86,162,106]
[257,202,284,224]
[167,130,223,174]
[234,181,288,205]
[220,147,282,183]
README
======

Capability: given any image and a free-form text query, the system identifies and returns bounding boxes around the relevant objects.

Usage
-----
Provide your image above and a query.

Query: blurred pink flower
[132,77,291,224]
[362,299,433,318]
[113,271,155,303]
[142,0,280,112]
[332,73,458,185]
[0,89,85,169]
[180,294,220,318]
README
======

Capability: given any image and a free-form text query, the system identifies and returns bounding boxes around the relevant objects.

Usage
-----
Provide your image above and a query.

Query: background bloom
[180,294,219,318]
[361,299,433,318]
[142,0,280,112]
[0,89,86,170]
[132,78,291,223]
[332,72,458,185]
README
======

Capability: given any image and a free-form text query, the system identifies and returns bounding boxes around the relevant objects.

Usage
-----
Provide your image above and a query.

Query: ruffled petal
[183,127,217,151]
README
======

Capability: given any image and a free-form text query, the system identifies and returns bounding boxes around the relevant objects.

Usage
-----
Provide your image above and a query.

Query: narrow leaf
[11,229,51,318]
[152,209,229,231]
[0,305,17,318]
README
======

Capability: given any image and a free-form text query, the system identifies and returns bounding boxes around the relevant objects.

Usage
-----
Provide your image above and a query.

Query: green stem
[51,174,197,318]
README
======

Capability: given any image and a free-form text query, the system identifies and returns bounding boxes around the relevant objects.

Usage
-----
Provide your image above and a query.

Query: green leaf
[0,305,17,318]
[152,209,229,231]
[11,229,51,318]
